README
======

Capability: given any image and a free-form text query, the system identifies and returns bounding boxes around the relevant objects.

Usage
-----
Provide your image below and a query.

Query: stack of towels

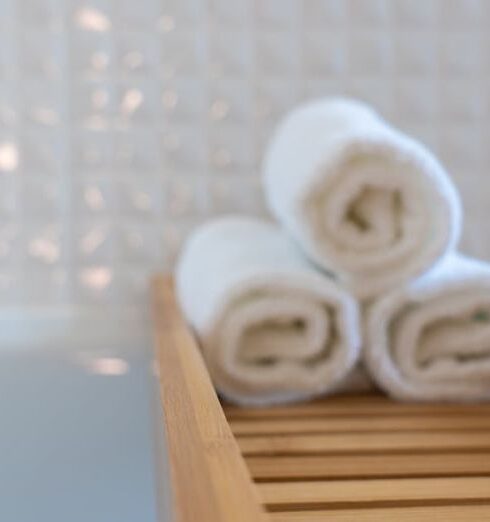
[176,98,490,406]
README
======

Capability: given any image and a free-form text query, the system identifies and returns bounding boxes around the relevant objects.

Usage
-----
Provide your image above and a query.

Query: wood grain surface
[152,275,267,522]
[227,396,490,520]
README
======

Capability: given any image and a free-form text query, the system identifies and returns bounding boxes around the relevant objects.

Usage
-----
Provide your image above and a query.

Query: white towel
[263,98,461,299]
[365,254,490,402]
[176,216,361,406]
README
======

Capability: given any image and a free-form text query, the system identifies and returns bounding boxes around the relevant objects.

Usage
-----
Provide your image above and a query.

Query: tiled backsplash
[1,0,489,306]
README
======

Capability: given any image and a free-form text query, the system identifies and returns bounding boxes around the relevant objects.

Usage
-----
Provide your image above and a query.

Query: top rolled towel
[176,216,360,406]
[263,98,462,299]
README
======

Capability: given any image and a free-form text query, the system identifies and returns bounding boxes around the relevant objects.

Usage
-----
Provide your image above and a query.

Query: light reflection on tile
[86,357,129,376]
[0,142,19,172]
[28,237,60,264]
[75,7,112,32]
[84,186,106,211]
[80,266,113,290]
[120,88,143,114]
[80,227,108,255]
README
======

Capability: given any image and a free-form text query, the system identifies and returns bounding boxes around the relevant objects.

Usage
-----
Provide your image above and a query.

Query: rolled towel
[365,254,490,401]
[263,98,461,299]
[176,216,361,406]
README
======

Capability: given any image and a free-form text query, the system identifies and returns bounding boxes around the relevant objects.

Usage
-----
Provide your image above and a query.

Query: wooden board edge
[151,274,268,522]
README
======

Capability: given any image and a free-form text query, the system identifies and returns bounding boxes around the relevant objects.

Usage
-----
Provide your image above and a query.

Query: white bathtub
[0,308,172,522]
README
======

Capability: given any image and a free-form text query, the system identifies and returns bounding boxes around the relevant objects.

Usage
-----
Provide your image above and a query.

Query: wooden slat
[246,452,490,481]
[238,431,490,456]
[270,505,490,521]
[230,415,490,436]
[224,398,490,419]
[152,275,268,522]
[259,476,490,511]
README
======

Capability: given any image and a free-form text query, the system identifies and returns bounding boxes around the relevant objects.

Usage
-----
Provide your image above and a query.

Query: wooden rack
[152,275,490,521]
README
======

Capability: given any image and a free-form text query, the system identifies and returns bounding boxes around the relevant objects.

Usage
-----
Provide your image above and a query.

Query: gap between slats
[269,504,490,521]
[229,415,490,436]
[223,397,490,420]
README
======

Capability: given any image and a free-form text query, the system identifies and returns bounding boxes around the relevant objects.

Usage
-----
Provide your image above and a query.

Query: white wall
[0,0,488,306]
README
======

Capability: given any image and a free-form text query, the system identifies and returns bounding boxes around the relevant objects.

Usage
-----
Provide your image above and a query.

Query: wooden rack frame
[152,275,490,522]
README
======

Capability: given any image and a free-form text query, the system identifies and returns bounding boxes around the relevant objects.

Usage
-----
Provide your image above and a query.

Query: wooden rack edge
[151,275,268,522]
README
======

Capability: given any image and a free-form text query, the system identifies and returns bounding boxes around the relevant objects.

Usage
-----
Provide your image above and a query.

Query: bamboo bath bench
[152,275,490,522]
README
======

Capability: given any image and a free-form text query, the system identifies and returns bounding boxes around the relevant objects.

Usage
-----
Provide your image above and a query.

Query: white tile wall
[1,0,489,306]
